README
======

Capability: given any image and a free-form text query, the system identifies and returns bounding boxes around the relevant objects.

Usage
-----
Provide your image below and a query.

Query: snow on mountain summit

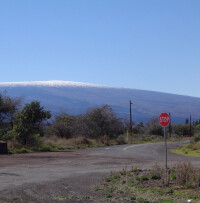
[0,81,112,88]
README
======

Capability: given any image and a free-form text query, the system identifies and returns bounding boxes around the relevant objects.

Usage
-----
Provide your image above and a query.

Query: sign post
[159,112,170,185]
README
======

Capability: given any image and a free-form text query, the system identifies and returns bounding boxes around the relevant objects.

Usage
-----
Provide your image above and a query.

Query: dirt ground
[0,141,199,202]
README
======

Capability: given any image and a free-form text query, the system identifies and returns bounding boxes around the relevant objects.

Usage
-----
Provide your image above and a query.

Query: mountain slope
[0,81,199,123]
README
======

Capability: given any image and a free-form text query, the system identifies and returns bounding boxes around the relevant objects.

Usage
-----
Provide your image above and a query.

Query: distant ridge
[0,80,200,123]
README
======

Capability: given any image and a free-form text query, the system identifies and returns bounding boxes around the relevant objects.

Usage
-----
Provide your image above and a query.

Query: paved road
[0,141,199,202]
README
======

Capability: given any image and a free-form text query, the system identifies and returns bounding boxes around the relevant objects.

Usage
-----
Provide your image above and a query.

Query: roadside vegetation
[170,134,200,158]
[94,161,200,203]
[0,92,199,154]
[169,121,200,158]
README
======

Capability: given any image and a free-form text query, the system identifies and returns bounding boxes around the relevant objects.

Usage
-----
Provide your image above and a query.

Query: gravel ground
[0,141,199,202]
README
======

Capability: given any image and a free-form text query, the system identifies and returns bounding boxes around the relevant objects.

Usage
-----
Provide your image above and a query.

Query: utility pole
[129,100,133,144]
[189,115,192,137]
[168,112,171,138]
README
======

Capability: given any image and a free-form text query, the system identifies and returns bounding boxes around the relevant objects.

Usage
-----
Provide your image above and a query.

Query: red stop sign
[159,113,170,127]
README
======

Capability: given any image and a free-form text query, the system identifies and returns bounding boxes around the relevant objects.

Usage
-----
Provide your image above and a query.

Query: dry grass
[175,161,198,186]
[97,161,200,202]
[7,135,122,153]
[151,163,164,178]
[44,136,69,147]
[7,140,21,150]
[44,136,104,148]
[191,141,200,150]
[116,135,126,145]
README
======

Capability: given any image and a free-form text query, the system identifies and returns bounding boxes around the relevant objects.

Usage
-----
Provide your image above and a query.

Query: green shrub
[151,163,163,179]
[10,147,33,154]
[122,180,126,184]
[148,124,163,136]
[103,193,112,198]
[165,188,174,194]
[38,144,53,152]
[1,130,16,141]
[129,178,134,183]
[137,197,150,203]
[105,177,112,182]
[130,194,136,200]
[150,172,161,180]
[184,182,196,189]
[132,166,142,174]
[135,176,140,181]
[170,173,176,180]
[113,175,121,181]
[140,175,149,181]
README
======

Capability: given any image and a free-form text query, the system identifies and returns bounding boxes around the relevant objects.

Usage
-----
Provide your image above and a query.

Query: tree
[0,92,20,138]
[145,117,163,136]
[14,101,51,145]
[52,113,76,138]
[86,105,124,138]
[174,124,193,137]
[133,122,144,134]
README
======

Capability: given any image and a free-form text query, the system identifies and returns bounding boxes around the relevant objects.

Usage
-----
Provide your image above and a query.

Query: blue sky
[0,0,200,97]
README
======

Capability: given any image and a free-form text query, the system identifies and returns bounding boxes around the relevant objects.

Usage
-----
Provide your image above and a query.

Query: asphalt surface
[0,141,199,202]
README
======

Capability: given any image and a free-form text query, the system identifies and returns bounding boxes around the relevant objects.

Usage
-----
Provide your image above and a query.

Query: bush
[194,134,200,143]
[52,114,76,138]
[170,172,176,181]
[86,105,124,138]
[146,124,163,136]
[174,124,193,136]
[175,161,196,186]
[140,175,148,181]
[0,93,20,132]
[1,130,16,141]
[37,144,54,152]
[150,172,161,180]
[14,101,51,146]
[117,135,126,145]
[184,182,196,189]
[191,141,200,150]
[99,135,110,145]
[151,163,163,179]
[74,137,91,145]
[137,197,149,203]
[9,147,33,154]
[145,118,163,136]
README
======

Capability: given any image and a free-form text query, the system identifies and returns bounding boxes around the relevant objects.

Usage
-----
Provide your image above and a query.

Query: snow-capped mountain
[0,81,199,123]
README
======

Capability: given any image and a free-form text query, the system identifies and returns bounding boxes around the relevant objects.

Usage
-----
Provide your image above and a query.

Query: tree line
[0,93,199,148]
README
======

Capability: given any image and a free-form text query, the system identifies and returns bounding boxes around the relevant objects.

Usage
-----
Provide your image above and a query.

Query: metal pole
[164,127,168,185]
[164,127,167,169]
[189,115,191,137]
[130,100,133,144]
